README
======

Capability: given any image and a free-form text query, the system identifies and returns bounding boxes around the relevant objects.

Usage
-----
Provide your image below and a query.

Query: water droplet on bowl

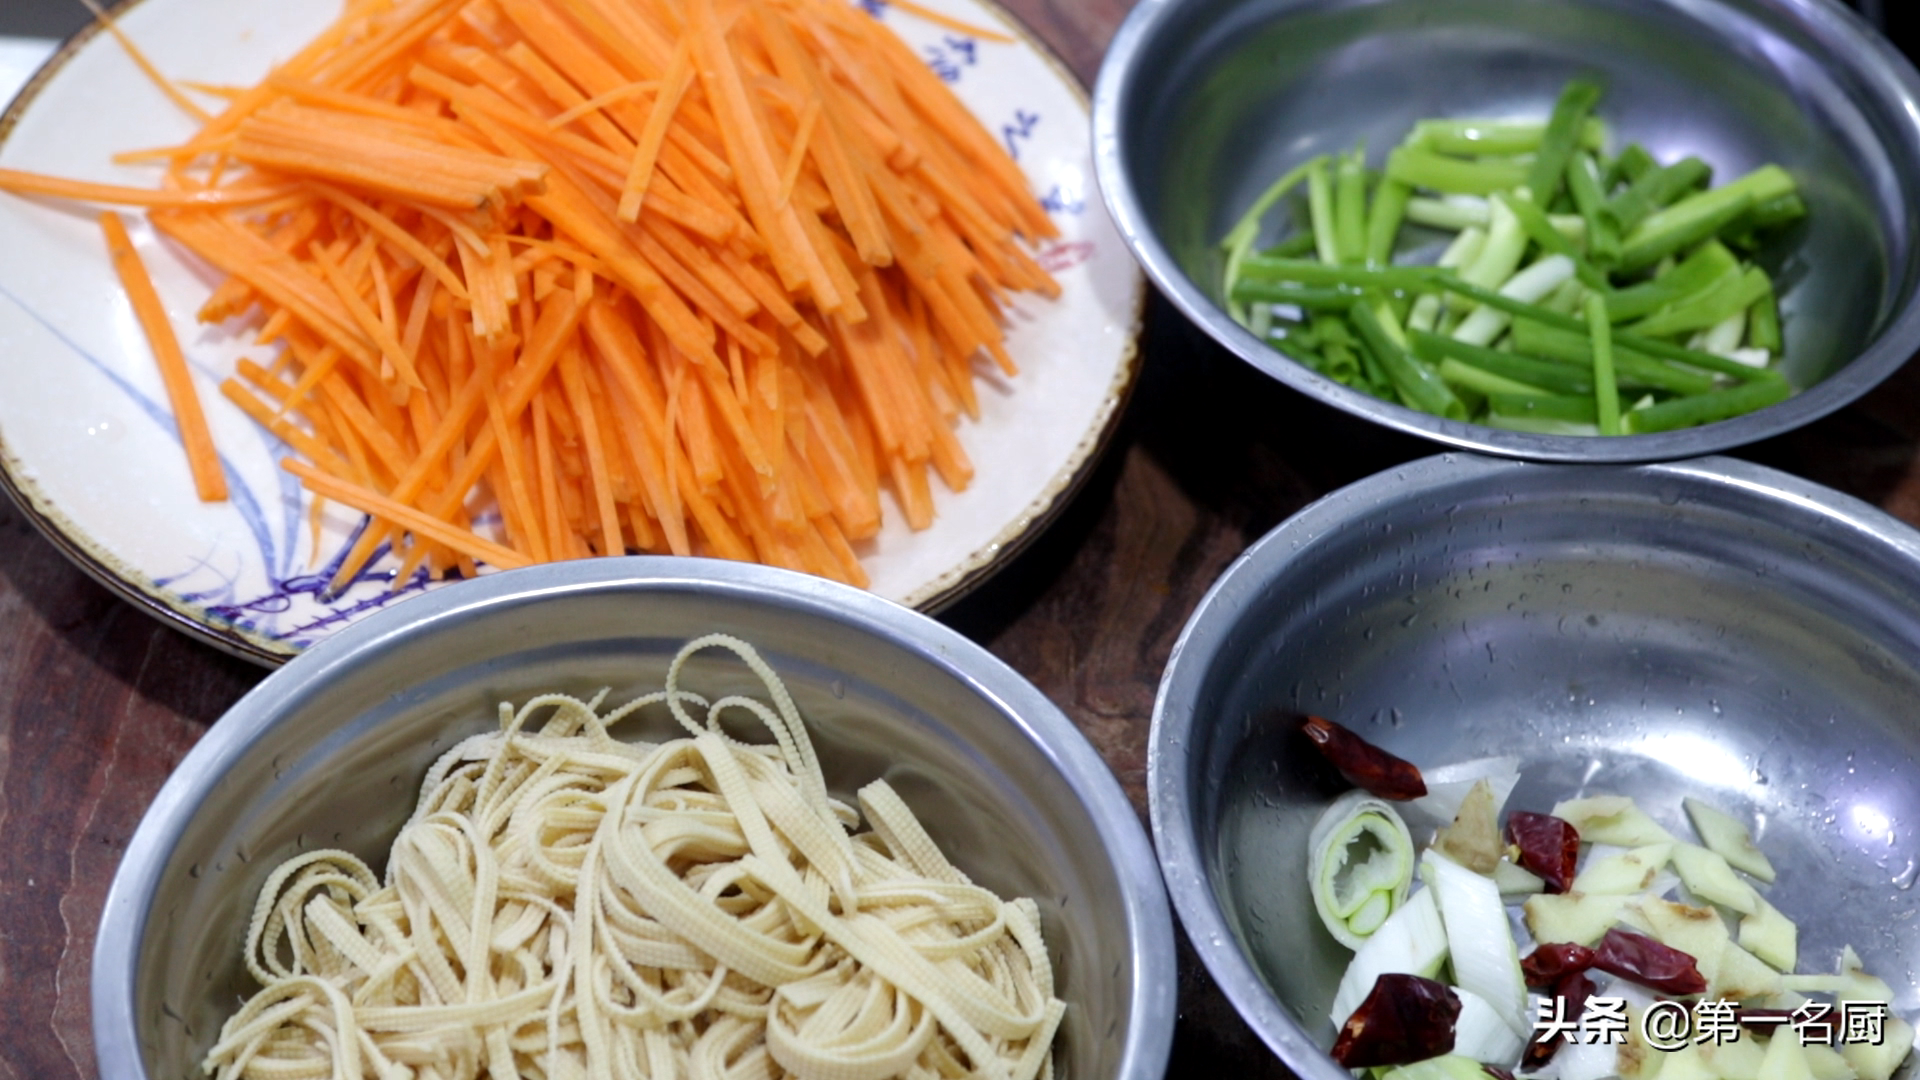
[1894,860,1918,890]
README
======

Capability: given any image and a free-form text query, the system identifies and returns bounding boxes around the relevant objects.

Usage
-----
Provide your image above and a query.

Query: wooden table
[6,2,1920,1076]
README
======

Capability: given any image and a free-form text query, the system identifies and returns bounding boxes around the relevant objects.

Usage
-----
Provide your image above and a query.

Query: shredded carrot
[98,212,228,502]
[284,458,531,569]
[0,0,1061,588]
[881,0,1019,45]
[0,169,290,207]
[76,0,213,123]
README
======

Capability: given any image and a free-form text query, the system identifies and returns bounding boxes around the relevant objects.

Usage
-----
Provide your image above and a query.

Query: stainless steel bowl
[1151,454,1920,1080]
[93,558,1176,1079]
[1093,0,1920,462]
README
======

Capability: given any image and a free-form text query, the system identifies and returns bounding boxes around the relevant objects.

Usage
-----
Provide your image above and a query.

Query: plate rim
[0,0,1146,665]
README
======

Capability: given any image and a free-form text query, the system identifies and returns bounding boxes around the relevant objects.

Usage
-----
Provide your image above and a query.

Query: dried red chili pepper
[1522,970,1596,1069]
[1298,713,1427,800]
[1505,811,1580,893]
[1521,943,1596,989]
[1592,928,1708,995]
[1330,973,1460,1067]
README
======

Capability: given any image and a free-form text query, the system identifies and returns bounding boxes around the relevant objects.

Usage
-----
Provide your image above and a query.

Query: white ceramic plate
[0,0,1142,663]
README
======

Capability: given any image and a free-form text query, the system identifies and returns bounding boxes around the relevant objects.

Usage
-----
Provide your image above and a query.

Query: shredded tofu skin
[205,634,1065,1080]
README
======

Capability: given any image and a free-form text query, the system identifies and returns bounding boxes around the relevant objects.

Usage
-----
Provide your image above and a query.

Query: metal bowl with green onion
[1092,0,1920,461]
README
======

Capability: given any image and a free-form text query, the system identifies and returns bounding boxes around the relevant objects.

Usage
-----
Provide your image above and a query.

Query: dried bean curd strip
[206,634,1063,1080]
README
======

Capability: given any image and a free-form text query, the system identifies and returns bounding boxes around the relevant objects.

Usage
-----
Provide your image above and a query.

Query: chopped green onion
[1526,77,1603,206]
[1334,150,1369,265]
[1410,116,1607,156]
[1215,80,1802,436]
[1437,357,1553,397]
[1219,156,1322,256]
[1488,391,1599,423]
[1539,276,1588,316]
[1406,195,1585,244]
[1624,378,1794,433]
[1723,193,1809,250]
[1284,336,1359,385]
[1453,254,1576,346]
[1604,241,1739,321]
[1502,193,1610,290]
[1432,273,1781,381]
[1406,194,1489,232]
[1509,319,1715,396]
[1218,156,1323,323]
[1236,257,1439,293]
[1315,317,1384,394]
[1605,142,1658,188]
[1229,281,1362,309]
[1617,165,1797,271]
[1749,279,1783,353]
[1483,414,1602,436]
[1460,196,1528,289]
[1366,178,1413,266]
[1696,307,1748,356]
[1566,152,1620,266]
[1734,192,1808,233]
[1307,156,1339,266]
[1385,146,1531,195]
[1352,297,1468,420]
[1587,293,1622,434]
[1406,293,1444,334]
[1625,266,1773,338]
[1438,225,1488,271]
[1262,230,1320,259]
[1412,330,1594,394]
[1248,302,1273,338]
[1605,156,1713,232]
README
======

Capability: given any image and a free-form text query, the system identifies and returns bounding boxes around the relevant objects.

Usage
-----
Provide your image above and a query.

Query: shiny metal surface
[93,559,1176,1080]
[1093,0,1920,462]
[1151,454,1920,1080]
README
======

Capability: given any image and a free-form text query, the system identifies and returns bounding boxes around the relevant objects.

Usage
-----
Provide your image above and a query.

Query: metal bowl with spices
[1151,454,1920,1079]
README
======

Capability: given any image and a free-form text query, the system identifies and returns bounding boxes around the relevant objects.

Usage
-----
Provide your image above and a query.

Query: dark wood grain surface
[7,3,1920,1078]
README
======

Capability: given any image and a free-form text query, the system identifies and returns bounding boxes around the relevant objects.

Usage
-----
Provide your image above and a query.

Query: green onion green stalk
[1217,78,1804,436]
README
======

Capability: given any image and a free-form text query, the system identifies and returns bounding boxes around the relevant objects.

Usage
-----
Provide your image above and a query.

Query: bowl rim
[1091,0,1920,464]
[91,556,1178,1080]
[1144,451,1920,1079]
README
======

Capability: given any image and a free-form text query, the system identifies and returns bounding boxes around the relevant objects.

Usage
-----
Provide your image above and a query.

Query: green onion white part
[1310,789,1418,950]
[1454,255,1577,346]
[1329,886,1450,1026]
[1454,987,1529,1065]
[1423,849,1531,1039]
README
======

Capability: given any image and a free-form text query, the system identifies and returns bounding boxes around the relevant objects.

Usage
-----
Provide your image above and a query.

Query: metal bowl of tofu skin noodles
[92,557,1176,1080]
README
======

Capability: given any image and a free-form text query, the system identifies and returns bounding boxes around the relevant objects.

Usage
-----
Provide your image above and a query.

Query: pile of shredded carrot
[0,0,1059,591]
